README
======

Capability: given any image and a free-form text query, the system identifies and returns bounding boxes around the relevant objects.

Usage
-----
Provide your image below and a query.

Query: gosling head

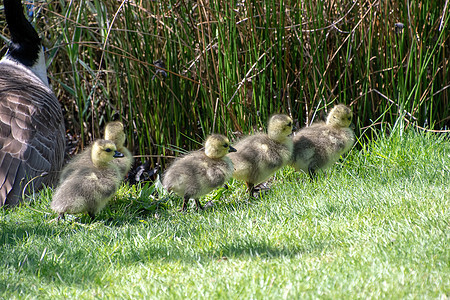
[204,134,237,159]
[91,139,124,168]
[267,114,293,143]
[104,121,126,148]
[326,104,353,128]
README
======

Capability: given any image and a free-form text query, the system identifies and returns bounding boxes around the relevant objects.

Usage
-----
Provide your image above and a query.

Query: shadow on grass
[1,231,335,289]
[0,201,338,293]
[0,180,338,293]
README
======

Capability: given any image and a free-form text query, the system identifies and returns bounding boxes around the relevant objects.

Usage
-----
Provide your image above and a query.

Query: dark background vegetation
[1,0,448,167]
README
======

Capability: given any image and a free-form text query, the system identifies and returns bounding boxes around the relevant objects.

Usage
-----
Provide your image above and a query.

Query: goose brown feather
[0,64,65,206]
[0,1,65,206]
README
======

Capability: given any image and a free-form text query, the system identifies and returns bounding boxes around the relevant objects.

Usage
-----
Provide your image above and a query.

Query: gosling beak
[228,146,237,153]
[113,150,124,158]
[288,125,297,137]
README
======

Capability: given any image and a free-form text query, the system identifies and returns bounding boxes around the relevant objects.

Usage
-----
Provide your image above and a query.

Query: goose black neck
[4,0,41,66]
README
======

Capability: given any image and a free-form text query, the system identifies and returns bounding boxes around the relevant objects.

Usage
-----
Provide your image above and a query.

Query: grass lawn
[1,130,449,299]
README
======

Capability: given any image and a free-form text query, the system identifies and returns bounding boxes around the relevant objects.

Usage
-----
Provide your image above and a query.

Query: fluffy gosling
[104,121,133,177]
[51,139,124,220]
[228,114,293,196]
[162,134,236,211]
[291,104,355,179]
[59,121,132,183]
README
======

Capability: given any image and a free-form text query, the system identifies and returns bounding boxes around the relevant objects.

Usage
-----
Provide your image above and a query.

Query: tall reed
[0,0,448,165]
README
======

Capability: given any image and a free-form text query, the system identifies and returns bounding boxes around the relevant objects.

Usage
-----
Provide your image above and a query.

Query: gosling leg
[50,213,65,223]
[88,212,96,220]
[194,199,204,210]
[308,166,317,181]
[246,182,255,197]
[179,196,189,212]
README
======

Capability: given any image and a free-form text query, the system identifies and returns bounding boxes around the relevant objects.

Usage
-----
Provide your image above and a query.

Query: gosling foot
[88,212,94,219]
[194,199,204,211]
[178,196,189,212]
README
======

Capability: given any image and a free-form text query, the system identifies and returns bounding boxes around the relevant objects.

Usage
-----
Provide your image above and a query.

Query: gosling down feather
[51,139,124,220]
[291,104,355,179]
[0,0,65,206]
[162,134,236,211]
[58,121,133,183]
[228,114,293,196]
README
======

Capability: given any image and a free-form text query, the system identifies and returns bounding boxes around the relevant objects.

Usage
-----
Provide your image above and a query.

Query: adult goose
[0,0,65,206]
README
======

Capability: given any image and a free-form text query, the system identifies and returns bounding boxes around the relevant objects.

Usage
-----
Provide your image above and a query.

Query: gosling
[162,134,236,211]
[51,139,124,220]
[228,114,294,196]
[291,104,355,179]
[104,121,133,177]
[59,121,133,183]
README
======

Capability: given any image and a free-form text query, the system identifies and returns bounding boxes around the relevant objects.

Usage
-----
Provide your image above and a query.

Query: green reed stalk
[2,0,447,165]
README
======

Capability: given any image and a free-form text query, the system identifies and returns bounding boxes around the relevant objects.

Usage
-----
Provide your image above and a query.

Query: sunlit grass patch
[1,131,448,298]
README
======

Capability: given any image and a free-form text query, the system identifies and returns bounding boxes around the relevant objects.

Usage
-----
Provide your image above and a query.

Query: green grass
[1,131,449,298]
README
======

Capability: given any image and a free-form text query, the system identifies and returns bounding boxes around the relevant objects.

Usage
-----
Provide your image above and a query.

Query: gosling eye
[287,122,292,127]
[105,148,112,153]
[223,143,229,148]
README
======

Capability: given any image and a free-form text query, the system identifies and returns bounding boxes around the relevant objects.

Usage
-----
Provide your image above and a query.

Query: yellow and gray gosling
[291,104,355,179]
[0,0,65,206]
[59,121,133,183]
[228,114,293,196]
[104,121,133,177]
[51,139,124,220]
[162,134,236,211]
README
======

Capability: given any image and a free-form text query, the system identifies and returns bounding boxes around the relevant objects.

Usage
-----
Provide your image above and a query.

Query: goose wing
[0,64,65,206]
